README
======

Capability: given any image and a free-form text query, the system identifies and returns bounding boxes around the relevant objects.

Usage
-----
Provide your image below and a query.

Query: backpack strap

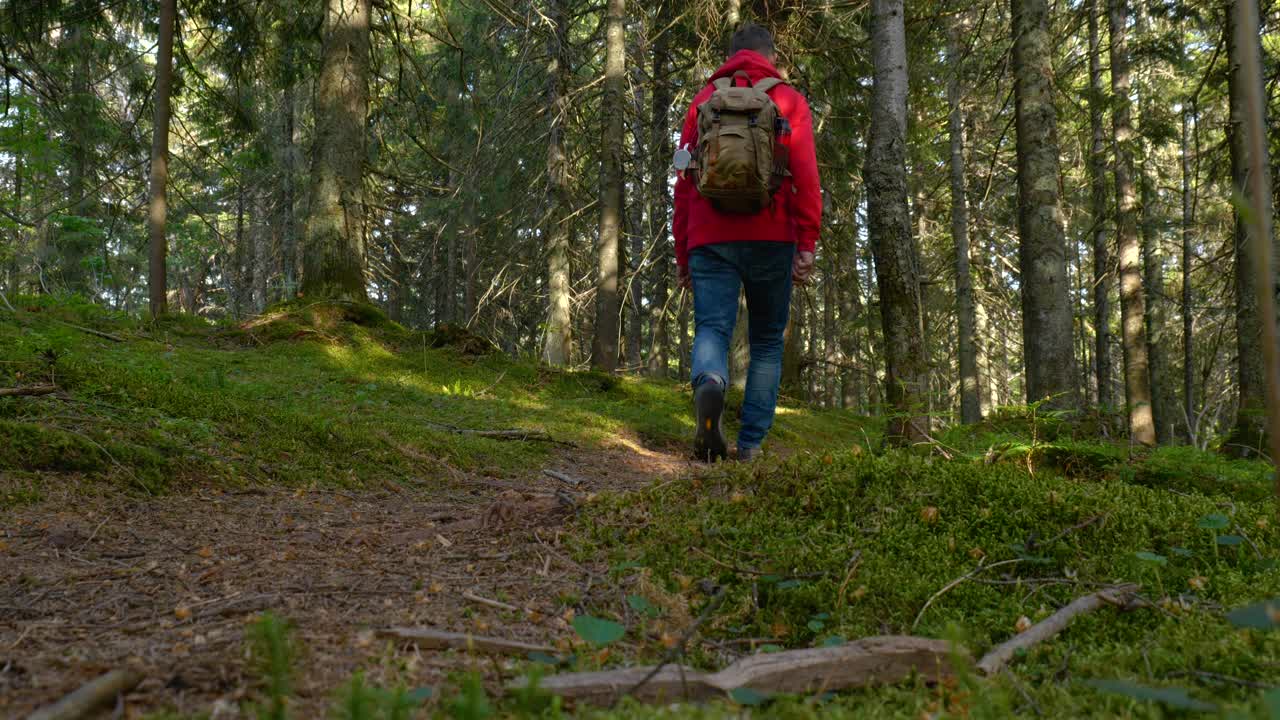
[755,77,786,94]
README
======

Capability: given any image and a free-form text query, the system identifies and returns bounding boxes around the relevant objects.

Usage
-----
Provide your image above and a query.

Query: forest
[1,0,1280,717]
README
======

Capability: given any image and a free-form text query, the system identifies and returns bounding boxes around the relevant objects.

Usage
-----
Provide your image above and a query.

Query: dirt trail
[0,439,692,718]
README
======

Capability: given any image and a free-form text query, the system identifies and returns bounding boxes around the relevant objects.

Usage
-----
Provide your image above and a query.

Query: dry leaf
[1015,616,1032,633]
[1188,576,1208,591]
[968,547,986,560]
[196,546,214,559]
[174,605,192,621]
[436,534,453,548]
[920,506,940,525]
[850,585,868,600]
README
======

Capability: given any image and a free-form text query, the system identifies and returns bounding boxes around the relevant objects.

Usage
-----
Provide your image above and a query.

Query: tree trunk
[646,1,673,377]
[867,0,928,444]
[839,209,864,410]
[1108,0,1156,446]
[948,23,981,424]
[591,0,626,372]
[1012,0,1078,410]
[233,187,247,318]
[1141,164,1174,441]
[301,0,371,300]
[145,0,176,318]
[1181,109,1196,438]
[281,43,299,300]
[627,37,647,370]
[60,19,94,296]
[823,258,838,407]
[1225,0,1278,457]
[1088,0,1113,410]
[543,0,574,365]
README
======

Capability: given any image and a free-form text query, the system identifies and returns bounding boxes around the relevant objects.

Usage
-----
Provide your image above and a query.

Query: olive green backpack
[691,71,790,214]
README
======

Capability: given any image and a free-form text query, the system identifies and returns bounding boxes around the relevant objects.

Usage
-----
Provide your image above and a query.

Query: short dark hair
[730,24,775,57]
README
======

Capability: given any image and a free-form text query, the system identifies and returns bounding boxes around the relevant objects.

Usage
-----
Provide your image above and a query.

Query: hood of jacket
[708,50,784,86]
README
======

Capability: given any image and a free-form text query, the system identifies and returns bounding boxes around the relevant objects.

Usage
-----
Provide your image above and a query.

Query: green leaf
[1217,534,1245,546]
[1083,679,1217,712]
[1227,600,1280,630]
[527,652,560,665]
[406,687,433,703]
[627,594,653,613]
[775,579,805,590]
[1197,513,1230,530]
[820,635,846,647]
[758,644,784,653]
[1134,551,1167,565]
[806,619,825,632]
[728,687,771,706]
[1172,547,1194,557]
[1265,687,1280,720]
[571,615,625,647]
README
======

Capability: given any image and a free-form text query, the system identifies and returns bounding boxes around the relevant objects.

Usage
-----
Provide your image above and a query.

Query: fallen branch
[53,319,126,343]
[976,584,1138,675]
[379,627,555,656]
[912,559,1024,630]
[462,590,522,613]
[28,669,144,720]
[0,384,57,398]
[428,422,575,446]
[510,635,960,706]
[543,469,584,487]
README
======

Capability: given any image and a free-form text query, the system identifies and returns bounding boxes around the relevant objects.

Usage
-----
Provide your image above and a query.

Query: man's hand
[678,264,692,290]
[792,251,815,284]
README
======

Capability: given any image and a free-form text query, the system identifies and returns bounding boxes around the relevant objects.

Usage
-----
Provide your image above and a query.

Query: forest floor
[2,297,1279,719]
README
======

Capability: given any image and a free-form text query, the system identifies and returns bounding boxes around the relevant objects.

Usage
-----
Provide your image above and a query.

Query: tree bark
[1108,0,1156,446]
[867,0,928,444]
[1225,0,1279,457]
[543,0,574,366]
[1012,0,1078,411]
[591,0,626,371]
[1181,109,1196,438]
[301,0,371,300]
[1087,0,1113,409]
[146,0,176,318]
[281,43,299,299]
[948,23,981,424]
[1141,164,1174,441]
[646,1,674,377]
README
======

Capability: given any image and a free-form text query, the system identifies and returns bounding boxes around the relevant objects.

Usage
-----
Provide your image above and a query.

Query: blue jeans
[689,241,794,450]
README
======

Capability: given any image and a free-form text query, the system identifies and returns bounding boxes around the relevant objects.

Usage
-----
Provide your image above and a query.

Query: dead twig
[0,384,57,398]
[622,586,727,702]
[28,669,143,720]
[976,584,1138,675]
[543,469,585,488]
[462,590,522,613]
[379,627,555,656]
[912,559,1024,630]
[52,319,126,343]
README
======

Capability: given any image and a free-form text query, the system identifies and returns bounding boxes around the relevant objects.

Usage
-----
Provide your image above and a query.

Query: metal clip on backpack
[690,70,790,215]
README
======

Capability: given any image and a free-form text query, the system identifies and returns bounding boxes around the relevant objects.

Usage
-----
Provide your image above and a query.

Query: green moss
[576,448,1280,718]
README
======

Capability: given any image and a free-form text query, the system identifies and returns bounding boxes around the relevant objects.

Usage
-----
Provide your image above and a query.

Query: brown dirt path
[0,439,693,718]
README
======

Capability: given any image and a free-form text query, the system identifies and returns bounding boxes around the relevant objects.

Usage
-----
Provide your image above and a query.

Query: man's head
[730,23,775,63]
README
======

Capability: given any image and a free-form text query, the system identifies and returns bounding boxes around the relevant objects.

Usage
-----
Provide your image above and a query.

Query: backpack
[691,71,790,214]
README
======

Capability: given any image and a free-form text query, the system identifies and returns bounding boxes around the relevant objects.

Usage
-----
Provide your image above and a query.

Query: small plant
[1197,513,1230,559]
[1134,552,1168,598]
[247,612,296,720]
[446,673,493,720]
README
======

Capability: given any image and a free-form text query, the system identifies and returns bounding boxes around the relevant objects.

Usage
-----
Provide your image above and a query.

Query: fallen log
[976,584,1138,675]
[543,469,585,487]
[27,669,143,720]
[379,627,555,656]
[509,635,961,706]
[0,384,57,398]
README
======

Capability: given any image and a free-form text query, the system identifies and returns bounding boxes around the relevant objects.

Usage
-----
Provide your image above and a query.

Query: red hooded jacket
[673,50,821,269]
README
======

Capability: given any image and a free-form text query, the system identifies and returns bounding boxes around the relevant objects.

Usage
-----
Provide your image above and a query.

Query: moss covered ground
[2,297,1278,718]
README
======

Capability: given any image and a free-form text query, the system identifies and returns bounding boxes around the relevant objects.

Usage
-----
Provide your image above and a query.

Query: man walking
[674,24,822,461]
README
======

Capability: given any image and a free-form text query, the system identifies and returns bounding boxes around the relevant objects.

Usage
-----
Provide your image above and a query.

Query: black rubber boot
[693,380,727,462]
